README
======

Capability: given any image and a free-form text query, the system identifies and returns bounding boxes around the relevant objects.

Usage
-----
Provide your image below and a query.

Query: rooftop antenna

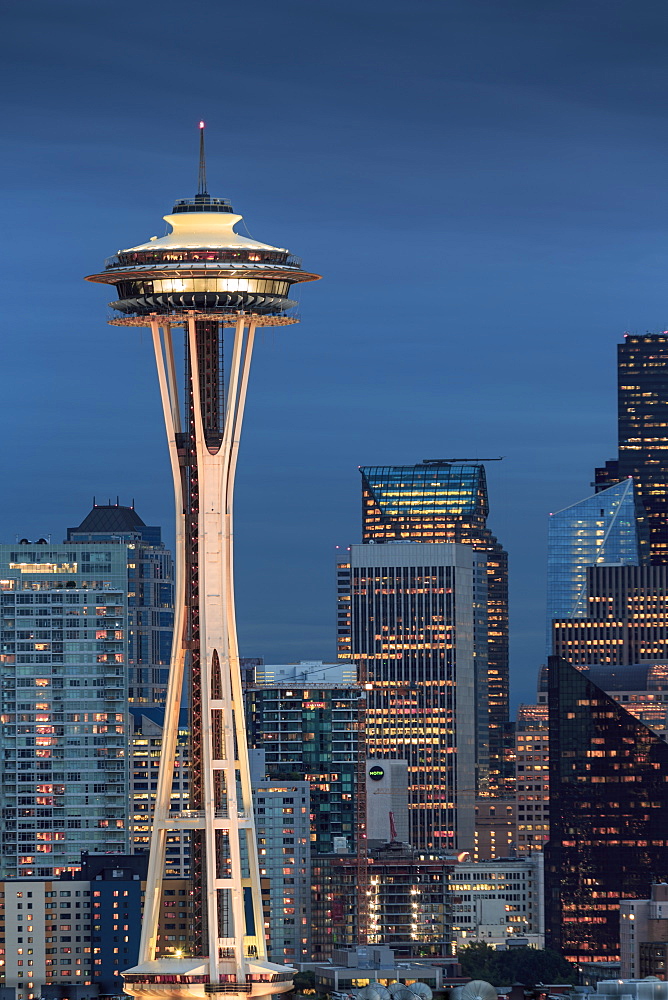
[197,120,208,197]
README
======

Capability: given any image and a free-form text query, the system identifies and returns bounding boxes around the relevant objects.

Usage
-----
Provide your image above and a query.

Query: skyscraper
[545,656,668,965]
[547,479,647,641]
[552,564,668,666]
[339,541,484,852]
[0,539,132,877]
[358,462,509,792]
[513,701,549,854]
[86,126,319,999]
[67,502,174,707]
[595,333,668,564]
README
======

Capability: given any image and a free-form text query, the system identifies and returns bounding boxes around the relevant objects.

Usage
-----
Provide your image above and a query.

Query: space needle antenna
[198,120,208,196]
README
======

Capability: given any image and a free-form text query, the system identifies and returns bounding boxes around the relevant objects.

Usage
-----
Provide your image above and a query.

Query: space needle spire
[198,120,208,197]
[86,129,320,1000]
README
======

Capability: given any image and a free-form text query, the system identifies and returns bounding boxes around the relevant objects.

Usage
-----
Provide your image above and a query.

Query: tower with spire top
[86,127,320,1000]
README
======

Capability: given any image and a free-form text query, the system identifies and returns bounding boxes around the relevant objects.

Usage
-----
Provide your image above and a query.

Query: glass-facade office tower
[67,503,174,707]
[552,564,668,666]
[545,656,668,965]
[0,541,131,876]
[547,479,646,646]
[357,462,509,793]
[338,541,483,852]
[595,333,668,564]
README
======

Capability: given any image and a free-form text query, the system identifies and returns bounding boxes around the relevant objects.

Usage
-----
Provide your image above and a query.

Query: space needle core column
[86,125,320,1000]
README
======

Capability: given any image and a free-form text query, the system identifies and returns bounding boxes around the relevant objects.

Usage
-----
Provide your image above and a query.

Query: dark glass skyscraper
[359,462,509,793]
[545,656,668,965]
[595,333,668,564]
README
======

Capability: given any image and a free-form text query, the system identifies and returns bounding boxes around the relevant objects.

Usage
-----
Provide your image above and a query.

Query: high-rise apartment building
[338,542,483,852]
[246,662,363,855]
[252,777,311,963]
[547,479,647,642]
[595,333,668,564]
[356,462,508,792]
[545,656,668,965]
[366,841,458,955]
[67,503,174,707]
[0,542,131,877]
[0,505,173,880]
[246,663,367,956]
[473,799,515,861]
[552,564,668,666]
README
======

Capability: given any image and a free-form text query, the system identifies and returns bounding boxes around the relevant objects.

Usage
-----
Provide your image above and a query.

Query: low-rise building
[0,854,192,1000]
[589,979,668,1000]
[621,883,668,979]
[448,854,544,950]
[311,945,444,994]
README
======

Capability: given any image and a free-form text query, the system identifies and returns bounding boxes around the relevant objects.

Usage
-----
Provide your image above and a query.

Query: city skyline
[5,1,668,709]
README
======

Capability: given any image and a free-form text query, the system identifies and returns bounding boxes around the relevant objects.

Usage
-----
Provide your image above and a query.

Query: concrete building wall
[365,759,408,845]
[449,855,544,950]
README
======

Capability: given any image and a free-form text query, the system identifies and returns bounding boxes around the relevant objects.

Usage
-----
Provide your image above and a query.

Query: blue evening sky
[3,0,668,708]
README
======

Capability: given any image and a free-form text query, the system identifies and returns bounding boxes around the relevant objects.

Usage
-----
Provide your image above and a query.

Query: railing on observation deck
[104,250,303,270]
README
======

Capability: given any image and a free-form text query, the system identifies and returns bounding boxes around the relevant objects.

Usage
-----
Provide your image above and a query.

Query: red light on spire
[199,120,205,129]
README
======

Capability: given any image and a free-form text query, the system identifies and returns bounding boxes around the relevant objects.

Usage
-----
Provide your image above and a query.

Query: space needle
[86,124,320,1000]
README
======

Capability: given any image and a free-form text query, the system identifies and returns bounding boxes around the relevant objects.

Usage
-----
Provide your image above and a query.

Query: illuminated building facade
[130,709,191,876]
[473,798,515,861]
[365,841,457,956]
[0,874,95,1000]
[0,542,131,878]
[595,334,668,564]
[86,129,319,999]
[246,663,365,956]
[545,656,668,965]
[552,565,668,666]
[582,664,668,738]
[251,779,311,963]
[246,662,363,854]
[356,462,509,793]
[0,857,196,1000]
[514,702,549,854]
[339,542,482,853]
[547,479,646,646]
[68,503,174,708]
